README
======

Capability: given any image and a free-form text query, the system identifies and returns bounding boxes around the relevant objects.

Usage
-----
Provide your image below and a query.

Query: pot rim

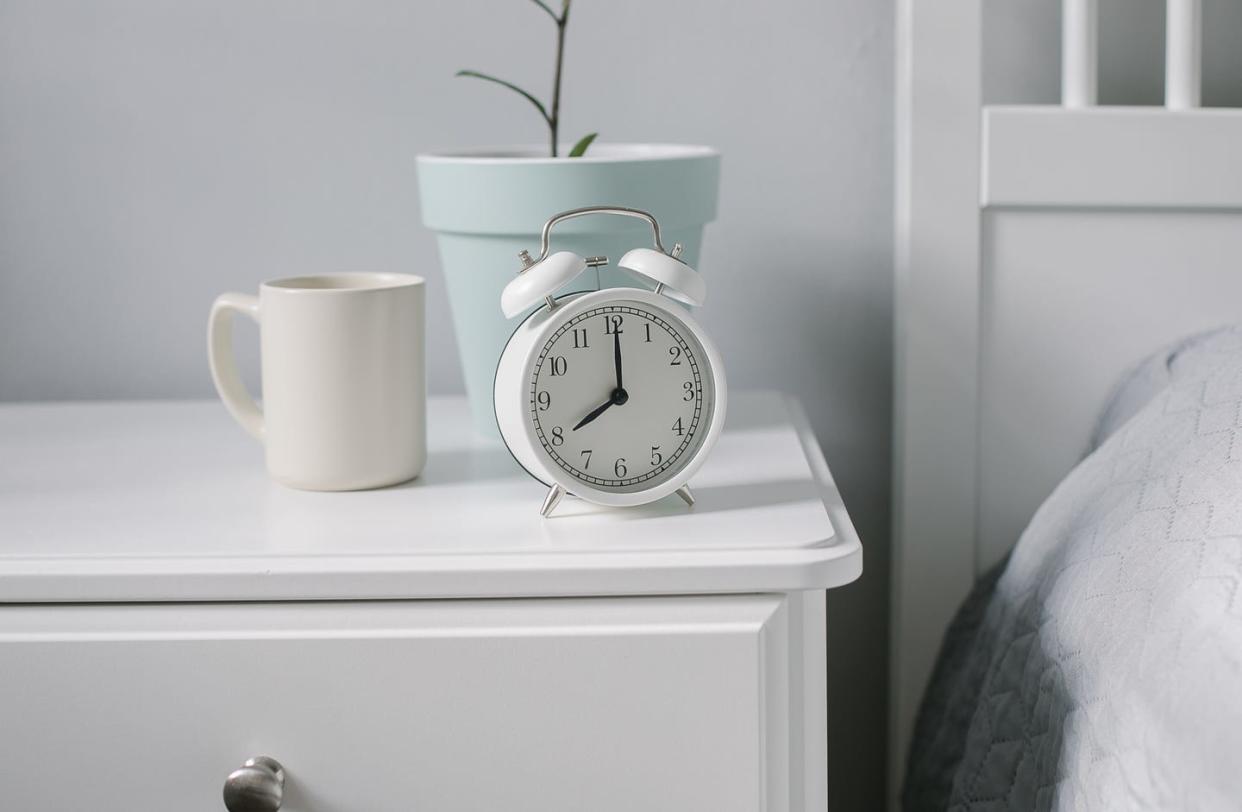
[417,143,717,165]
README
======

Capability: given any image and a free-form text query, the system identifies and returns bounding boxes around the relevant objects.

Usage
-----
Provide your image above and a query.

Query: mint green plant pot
[417,144,720,436]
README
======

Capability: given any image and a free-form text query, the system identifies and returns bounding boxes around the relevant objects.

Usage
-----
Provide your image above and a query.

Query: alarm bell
[500,251,586,318]
[616,247,705,307]
[500,206,705,318]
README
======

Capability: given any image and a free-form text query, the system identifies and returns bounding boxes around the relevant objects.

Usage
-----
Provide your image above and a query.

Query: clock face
[529,301,714,493]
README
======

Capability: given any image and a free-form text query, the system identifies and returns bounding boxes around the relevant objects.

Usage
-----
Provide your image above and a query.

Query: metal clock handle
[533,206,671,264]
[511,206,689,312]
[222,756,285,812]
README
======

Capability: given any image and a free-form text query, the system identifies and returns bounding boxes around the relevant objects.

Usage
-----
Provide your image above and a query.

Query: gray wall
[0,1,895,807]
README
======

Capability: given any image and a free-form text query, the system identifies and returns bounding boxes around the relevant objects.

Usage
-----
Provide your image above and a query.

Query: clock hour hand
[572,397,615,431]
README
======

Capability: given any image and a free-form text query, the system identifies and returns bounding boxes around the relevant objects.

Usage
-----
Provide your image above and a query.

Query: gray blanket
[904,327,1242,811]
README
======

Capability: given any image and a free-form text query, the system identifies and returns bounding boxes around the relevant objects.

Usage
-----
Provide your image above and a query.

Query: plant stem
[549,2,570,157]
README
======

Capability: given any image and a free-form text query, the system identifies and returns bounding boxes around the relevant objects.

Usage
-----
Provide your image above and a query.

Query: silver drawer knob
[223,756,285,812]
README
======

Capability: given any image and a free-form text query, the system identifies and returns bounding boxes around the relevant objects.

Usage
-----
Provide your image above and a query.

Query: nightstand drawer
[0,595,790,812]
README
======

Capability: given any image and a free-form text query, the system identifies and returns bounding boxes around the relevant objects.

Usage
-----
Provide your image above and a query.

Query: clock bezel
[494,287,727,508]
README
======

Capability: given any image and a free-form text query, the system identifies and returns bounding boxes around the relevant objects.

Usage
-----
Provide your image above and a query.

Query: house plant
[417,0,720,435]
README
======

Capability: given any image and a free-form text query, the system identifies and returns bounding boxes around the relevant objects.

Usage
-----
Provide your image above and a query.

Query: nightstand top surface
[0,391,861,602]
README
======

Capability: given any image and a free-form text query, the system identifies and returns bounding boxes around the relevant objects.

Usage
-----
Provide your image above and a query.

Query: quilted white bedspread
[904,327,1242,811]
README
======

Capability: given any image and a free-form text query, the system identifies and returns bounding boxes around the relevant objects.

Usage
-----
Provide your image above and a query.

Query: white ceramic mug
[208,273,426,491]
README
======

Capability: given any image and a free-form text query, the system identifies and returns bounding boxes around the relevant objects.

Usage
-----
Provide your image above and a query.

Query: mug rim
[262,272,424,293]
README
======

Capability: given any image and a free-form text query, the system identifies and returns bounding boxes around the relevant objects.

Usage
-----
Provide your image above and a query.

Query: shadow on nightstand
[683,477,821,514]
[552,477,819,521]
[384,445,525,489]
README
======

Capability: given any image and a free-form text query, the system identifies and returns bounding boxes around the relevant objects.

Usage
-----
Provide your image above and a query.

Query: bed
[893,0,1242,808]
[904,327,1242,809]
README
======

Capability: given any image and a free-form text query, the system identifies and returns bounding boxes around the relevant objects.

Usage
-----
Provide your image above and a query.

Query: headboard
[892,0,1242,803]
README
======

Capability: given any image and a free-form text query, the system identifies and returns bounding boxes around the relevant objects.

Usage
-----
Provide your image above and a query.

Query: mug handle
[207,293,264,441]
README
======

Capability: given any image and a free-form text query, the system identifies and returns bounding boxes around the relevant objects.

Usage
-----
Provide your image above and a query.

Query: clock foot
[675,484,695,507]
[539,484,566,518]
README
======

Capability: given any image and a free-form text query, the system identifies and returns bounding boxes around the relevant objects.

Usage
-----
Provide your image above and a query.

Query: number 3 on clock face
[529,302,714,493]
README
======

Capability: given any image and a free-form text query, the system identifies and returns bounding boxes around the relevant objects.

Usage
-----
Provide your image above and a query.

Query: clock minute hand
[572,397,615,431]
[613,328,623,390]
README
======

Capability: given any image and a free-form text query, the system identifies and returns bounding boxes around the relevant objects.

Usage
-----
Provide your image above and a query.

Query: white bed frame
[892,0,1242,804]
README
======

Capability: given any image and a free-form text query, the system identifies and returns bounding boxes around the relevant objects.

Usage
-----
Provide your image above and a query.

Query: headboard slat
[1062,0,1099,107]
[1166,0,1203,109]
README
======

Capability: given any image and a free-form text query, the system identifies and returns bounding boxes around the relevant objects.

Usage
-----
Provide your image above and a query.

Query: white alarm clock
[494,206,727,517]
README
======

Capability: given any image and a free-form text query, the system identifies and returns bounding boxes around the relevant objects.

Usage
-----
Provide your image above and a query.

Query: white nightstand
[0,391,861,812]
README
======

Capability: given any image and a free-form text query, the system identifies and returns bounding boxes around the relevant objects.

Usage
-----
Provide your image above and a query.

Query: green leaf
[455,70,550,124]
[568,132,598,158]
